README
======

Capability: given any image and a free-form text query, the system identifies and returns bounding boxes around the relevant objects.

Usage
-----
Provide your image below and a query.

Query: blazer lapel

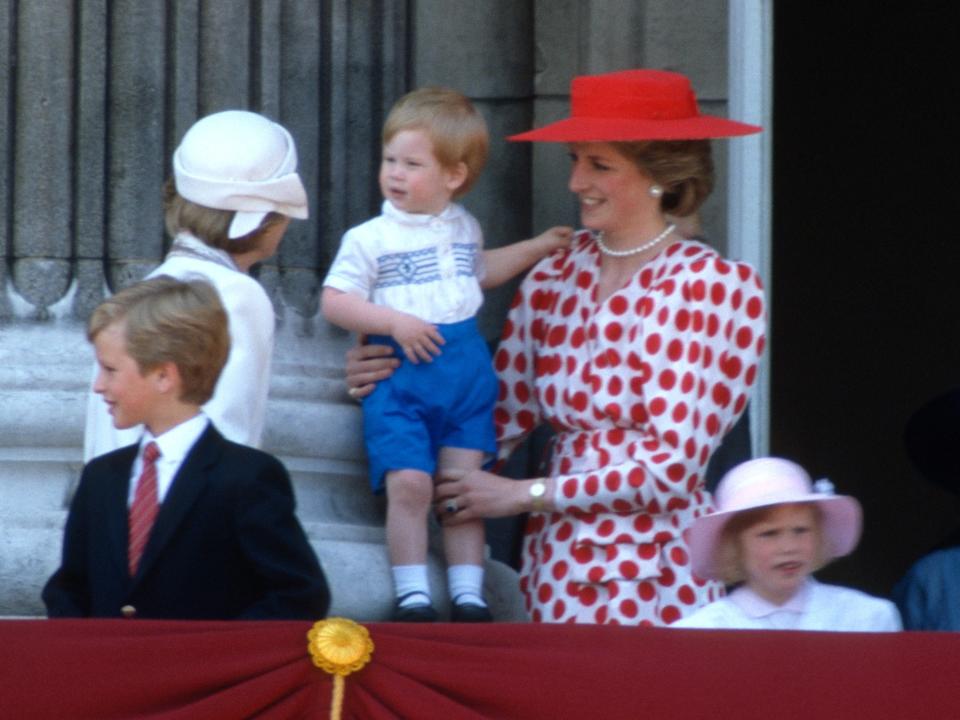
[102,445,139,578]
[133,425,224,580]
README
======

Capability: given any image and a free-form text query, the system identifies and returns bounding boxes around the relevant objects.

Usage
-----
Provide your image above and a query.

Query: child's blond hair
[88,276,229,405]
[383,87,489,197]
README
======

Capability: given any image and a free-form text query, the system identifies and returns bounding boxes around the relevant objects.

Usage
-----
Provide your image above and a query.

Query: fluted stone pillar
[12,3,74,320]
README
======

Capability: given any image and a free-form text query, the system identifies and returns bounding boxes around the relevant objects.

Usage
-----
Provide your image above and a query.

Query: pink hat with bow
[687,457,863,581]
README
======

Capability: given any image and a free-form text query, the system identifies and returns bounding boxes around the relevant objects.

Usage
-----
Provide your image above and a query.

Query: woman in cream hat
[352,68,767,625]
[84,110,308,460]
[673,457,901,630]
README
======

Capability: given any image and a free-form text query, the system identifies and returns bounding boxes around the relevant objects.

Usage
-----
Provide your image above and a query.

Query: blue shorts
[363,317,497,493]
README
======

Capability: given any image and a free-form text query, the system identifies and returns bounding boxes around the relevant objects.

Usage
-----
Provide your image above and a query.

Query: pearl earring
[648,184,664,199]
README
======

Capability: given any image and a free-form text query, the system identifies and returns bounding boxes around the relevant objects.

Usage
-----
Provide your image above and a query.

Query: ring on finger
[444,499,459,514]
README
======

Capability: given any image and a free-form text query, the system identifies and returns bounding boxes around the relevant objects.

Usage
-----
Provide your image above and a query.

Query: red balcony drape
[2,619,955,719]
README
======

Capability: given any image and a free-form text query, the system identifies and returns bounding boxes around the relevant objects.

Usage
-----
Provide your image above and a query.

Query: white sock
[447,564,486,607]
[392,565,431,607]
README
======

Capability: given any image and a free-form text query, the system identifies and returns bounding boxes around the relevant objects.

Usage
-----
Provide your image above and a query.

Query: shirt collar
[381,199,463,225]
[729,578,816,618]
[141,413,210,465]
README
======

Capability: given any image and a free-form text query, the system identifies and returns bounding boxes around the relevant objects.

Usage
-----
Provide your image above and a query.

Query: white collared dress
[672,579,903,631]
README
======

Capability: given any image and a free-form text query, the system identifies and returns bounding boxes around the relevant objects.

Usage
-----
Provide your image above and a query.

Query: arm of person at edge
[322,287,444,364]
[439,231,767,526]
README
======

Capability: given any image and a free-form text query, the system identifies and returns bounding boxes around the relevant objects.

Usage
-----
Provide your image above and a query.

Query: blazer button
[121,605,137,619]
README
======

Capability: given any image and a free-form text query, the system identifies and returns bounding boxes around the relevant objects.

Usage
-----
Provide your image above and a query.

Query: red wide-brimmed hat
[509,69,761,142]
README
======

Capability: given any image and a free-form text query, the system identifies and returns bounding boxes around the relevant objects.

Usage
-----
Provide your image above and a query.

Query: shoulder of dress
[573,228,595,249]
[674,598,736,628]
[212,271,272,312]
[657,241,763,289]
[814,582,883,605]
[522,230,592,285]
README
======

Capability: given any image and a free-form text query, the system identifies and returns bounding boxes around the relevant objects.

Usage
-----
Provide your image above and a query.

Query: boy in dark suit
[44,276,330,620]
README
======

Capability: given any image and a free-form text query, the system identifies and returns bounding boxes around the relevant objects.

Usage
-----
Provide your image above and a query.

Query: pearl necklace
[595,223,676,258]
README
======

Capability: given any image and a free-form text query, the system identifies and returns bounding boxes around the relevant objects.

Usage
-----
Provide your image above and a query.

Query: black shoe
[451,596,493,623]
[392,592,438,622]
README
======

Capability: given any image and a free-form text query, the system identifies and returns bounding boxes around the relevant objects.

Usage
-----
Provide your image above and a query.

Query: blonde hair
[612,140,714,217]
[88,276,229,405]
[713,502,831,586]
[163,178,287,254]
[382,87,489,197]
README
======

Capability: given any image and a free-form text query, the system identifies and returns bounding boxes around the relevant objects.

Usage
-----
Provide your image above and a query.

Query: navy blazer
[43,424,330,620]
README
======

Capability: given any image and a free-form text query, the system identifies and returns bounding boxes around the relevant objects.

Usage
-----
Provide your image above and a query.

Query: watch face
[531,481,546,497]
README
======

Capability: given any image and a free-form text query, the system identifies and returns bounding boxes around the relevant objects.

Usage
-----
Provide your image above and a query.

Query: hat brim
[687,494,863,581]
[508,115,762,143]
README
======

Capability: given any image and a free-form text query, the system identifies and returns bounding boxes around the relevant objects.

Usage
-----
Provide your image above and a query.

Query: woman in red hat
[350,69,767,625]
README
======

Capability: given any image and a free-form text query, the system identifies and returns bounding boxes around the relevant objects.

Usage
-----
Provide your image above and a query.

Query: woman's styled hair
[163,178,287,255]
[612,140,714,217]
[87,276,230,405]
[382,86,489,197]
[712,502,831,586]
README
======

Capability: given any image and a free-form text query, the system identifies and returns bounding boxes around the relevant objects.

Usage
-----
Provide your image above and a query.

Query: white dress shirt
[128,414,210,506]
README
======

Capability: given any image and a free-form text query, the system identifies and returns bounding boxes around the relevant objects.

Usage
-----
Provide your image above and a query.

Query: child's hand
[390,313,445,364]
[535,226,574,255]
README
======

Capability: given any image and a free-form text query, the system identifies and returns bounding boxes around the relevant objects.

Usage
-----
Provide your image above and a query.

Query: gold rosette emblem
[308,617,374,675]
[307,618,374,719]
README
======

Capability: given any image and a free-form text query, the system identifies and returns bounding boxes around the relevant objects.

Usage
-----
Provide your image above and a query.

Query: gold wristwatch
[529,479,547,512]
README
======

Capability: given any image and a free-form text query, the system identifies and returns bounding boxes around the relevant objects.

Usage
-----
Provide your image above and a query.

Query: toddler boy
[322,87,570,621]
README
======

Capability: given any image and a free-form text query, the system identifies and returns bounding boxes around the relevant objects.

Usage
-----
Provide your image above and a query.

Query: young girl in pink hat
[673,457,901,630]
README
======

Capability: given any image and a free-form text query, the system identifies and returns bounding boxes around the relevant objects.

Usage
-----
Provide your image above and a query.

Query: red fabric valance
[2,619,955,719]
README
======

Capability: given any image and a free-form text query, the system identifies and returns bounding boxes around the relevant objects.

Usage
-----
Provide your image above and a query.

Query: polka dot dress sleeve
[492,266,545,461]
[552,249,766,515]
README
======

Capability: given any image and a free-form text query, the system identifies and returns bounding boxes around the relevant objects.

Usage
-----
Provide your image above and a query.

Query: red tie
[128,442,161,576]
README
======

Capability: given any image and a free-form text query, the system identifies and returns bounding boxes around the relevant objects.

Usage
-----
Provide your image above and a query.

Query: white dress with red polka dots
[494,231,767,625]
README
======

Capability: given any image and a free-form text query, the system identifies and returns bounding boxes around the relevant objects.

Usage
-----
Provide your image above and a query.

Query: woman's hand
[344,340,399,399]
[435,469,544,525]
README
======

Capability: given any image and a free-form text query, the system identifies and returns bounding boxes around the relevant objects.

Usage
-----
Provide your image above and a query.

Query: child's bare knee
[386,470,433,511]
